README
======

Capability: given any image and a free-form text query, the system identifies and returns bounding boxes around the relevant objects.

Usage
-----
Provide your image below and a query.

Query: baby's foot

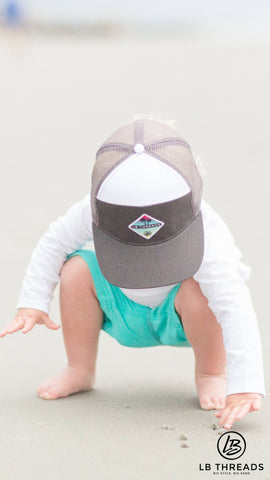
[37,366,95,400]
[195,371,227,410]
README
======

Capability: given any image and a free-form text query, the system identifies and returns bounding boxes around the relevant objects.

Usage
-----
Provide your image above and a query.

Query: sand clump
[210,420,226,435]
[211,421,219,431]
[157,424,176,430]
[178,434,190,448]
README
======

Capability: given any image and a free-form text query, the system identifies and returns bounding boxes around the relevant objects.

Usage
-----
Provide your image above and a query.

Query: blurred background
[0,2,270,479]
[1,0,270,38]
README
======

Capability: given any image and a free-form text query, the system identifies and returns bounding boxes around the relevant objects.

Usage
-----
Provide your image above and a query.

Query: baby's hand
[0,308,61,337]
[214,392,262,430]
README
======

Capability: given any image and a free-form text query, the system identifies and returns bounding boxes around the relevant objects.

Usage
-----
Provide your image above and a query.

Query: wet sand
[0,30,270,479]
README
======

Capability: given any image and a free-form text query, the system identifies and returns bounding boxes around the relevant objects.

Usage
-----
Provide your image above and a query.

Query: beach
[0,30,270,479]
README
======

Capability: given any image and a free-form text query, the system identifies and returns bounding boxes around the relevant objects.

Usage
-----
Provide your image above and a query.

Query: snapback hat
[91,118,204,288]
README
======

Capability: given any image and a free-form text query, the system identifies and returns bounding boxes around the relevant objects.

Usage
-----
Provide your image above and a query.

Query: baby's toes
[200,396,215,410]
[211,396,225,409]
[39,387,61,400]
[218,396,226,409]
[37,381,53,397]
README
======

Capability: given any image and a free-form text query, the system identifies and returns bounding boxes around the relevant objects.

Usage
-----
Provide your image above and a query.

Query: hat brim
[92,211,204,288]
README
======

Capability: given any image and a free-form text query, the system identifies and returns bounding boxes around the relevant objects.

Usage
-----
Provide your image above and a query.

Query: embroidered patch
[128,213,165,240]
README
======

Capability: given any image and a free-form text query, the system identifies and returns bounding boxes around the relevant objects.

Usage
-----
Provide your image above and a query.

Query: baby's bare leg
[37,256,103,400]
[175,277,227,410]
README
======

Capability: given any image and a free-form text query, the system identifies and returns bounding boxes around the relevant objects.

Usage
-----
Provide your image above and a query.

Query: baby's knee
[174,277,209,317]
[60,255,96,296]
[61,255,86,279]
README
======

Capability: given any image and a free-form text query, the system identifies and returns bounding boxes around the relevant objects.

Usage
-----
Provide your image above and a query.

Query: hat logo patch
[128,213,164,240]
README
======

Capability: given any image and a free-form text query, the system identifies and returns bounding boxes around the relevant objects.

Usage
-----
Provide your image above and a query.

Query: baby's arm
[194,200,266,427]
[0,194,93,337]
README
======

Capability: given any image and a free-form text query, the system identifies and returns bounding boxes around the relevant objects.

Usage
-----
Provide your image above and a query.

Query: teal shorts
[65,249,191,348]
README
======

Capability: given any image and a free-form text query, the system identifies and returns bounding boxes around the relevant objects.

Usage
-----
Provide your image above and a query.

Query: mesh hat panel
[91,119,203,222]
[92,147,132,223]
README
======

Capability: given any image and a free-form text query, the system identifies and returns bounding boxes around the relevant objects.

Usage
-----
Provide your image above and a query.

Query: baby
[0,117,266,430]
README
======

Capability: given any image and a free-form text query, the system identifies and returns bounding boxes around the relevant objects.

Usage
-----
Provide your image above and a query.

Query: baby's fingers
[215,406,231,425]
[0,318,25,336]
[42,316,61,330]
[251,398,262,412]
[21,317,37,334]
[223,405,242,429]
[235,403,251,421]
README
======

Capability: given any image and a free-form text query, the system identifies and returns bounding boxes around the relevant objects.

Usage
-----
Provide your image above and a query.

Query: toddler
[0,117,266,430]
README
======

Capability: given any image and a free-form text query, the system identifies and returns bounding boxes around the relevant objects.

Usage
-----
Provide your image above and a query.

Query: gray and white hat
[91,118,204,288]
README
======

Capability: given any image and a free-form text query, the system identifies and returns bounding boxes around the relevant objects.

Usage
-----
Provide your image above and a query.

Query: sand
[0,29,270,479]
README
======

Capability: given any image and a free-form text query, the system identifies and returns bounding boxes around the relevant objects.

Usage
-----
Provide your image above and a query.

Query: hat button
[134,143,145,154]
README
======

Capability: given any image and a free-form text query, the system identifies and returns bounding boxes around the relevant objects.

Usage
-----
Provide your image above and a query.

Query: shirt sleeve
[16,194,93,315]
[193,200,266,397]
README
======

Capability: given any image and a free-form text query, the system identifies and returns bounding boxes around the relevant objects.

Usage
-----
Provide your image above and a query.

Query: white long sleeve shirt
[16,194,266,398]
